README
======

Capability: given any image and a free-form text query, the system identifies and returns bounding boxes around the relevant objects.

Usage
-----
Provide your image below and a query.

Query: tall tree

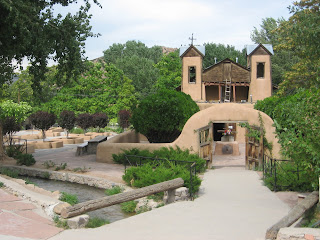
[276,0,320,94]
[154,50,181,90]
[0,0,100,99]
[250,17,300,87]
[103,41,163,98]
[203,43,246,69]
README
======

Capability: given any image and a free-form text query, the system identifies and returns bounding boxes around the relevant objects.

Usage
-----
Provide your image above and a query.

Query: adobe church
[179,43,273,103]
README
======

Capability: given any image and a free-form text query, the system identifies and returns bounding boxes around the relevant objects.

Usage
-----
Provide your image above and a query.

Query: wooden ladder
[224,79,231,102]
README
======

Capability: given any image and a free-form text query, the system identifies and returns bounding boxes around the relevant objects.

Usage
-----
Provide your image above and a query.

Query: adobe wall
[96,103,281,163]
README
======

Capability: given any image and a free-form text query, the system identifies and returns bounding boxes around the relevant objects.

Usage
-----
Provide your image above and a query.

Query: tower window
[189,66,196,83]
[257,63,265,78]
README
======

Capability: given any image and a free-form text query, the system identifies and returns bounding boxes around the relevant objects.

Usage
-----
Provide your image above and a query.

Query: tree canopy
[0,0,100,99]
[103,40,163,98]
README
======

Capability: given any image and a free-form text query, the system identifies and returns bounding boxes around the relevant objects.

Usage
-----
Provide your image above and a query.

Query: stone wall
[276,228,320,240]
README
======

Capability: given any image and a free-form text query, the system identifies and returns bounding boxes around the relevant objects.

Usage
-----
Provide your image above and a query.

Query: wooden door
[245,126,264,170]
[198,124,213,168]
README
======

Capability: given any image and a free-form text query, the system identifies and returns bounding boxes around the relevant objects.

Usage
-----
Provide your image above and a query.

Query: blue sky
[83,0,293,60]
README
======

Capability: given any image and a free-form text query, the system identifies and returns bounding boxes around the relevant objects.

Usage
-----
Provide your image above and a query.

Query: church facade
[179,43,273,103]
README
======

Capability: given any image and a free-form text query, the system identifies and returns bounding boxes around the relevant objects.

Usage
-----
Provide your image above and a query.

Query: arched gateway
[96,103,281,165]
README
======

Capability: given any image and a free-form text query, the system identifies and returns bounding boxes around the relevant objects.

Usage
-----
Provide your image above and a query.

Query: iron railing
[3,137,28,154]
[124,155,197,199]
[263,155,306,191]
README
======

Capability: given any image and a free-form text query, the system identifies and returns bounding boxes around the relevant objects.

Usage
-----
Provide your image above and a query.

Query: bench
[75,142,88,156]
[87,135,108,154]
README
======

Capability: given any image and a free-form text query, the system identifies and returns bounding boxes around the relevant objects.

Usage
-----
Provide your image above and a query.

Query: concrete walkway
[50,167,290,240]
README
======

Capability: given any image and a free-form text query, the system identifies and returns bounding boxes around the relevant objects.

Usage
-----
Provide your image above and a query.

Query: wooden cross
[189,33,196,45]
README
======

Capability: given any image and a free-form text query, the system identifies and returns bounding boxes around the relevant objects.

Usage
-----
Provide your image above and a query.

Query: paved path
[50,167,290,240]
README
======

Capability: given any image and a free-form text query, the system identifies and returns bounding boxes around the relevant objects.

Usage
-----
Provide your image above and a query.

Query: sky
[82,0,294,60]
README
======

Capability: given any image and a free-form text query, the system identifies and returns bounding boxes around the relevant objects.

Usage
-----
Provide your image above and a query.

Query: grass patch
[147,193,163,202]
[59,192,79,205]
[0,182,4,188]
[120,201,137,213]
[42,172,51,179]
[105,186,123,196]
[25,178,36,185]
[55,163,67,171]
[86,217,110,228]
[43,160,56,169]
[72,166,90,173]
[53,216,69,229]
[0,167,19,178]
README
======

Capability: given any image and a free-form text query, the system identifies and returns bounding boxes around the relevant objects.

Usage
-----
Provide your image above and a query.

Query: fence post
[274,159,277,191]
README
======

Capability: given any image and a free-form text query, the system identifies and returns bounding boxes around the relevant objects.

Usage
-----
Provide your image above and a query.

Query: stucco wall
[96,103,281,163]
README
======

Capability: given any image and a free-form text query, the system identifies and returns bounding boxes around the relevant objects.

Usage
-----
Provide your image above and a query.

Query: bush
[0,167,19,178]
[29,111,56,141]
[105,186,123,196]
[76,113,93,133]
[92,113,109,132]
[70,127,84,134]
[120,201,138,213]
[0,182,4,187]
[58,110,76,138]
[112,147,206,173]
[122,163,202,193]
[118,110,131,129]
[59,192,79,205]
[86,217,110,228]
[131,89,199,143]
[16,153,36,166]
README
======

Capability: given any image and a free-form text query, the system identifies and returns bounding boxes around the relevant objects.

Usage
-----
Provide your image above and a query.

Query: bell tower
[180,43,205,101]
[247,44,273,102]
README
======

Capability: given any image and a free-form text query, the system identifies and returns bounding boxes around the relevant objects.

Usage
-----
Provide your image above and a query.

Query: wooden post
[218,85,221,102]
[61,178,184,219]
[265,191,319,240]
[233,85,236,102]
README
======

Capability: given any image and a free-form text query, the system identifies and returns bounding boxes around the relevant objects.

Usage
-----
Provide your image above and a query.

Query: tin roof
[179,45,205,57]
[246,44,274,55]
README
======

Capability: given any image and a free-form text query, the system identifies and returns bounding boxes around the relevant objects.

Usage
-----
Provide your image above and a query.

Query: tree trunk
[61,178,184,219]
[0,124,4,160]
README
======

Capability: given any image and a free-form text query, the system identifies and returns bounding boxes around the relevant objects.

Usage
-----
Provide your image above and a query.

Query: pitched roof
[246,44,274,56]
[203,58,249,73]
[179,45,205,57]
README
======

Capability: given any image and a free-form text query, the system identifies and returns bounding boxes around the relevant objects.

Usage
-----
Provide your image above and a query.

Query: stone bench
[75,142,88,156]
[87,135,108,154]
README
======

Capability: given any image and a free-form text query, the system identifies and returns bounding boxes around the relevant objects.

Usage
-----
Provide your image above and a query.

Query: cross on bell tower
[189,33,196,45]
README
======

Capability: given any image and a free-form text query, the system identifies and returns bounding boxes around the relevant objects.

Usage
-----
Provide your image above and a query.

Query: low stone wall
[1,165,128,190]
[276,228,320,240]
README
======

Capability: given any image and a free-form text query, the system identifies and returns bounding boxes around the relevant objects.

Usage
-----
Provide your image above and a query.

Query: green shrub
[70,127,84,134]
[264,161,314,192]
[42,172,51,179]
[53,216,69,229]
[105,186,123,196]
[86,217,110,228]
[131,89,199,143]
[25,178,36,185]
[113,147,206,173]
[43,160,56,169]
[16,153,36,166]
[0,182,4,188]
[5,145,24,158]
[120,201,138,213]
[123,163,202,193]
[0,167,19,178]
[55,163,67,171]
[59,192,79,205]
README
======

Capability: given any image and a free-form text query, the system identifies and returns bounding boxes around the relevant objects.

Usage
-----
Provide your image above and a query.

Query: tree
[131,90,199,143]
[76,113,93,134]
[39,62,137,121]
[250,17,300,87]
[58,110,76,139]
[92,112,109,132]
[275,0,320,94]
[203,43,246,69]
[103,41,163,98]
[0,0,100,99]
[118,110,131,129]
[29,111,56,141]
[0,100,32,158]
[153,51,182,90]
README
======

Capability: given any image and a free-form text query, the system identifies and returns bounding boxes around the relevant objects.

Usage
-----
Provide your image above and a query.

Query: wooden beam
[219,85,221,102]
[233,85,236,102]
[61,178,185,219]
[265,191,319,240]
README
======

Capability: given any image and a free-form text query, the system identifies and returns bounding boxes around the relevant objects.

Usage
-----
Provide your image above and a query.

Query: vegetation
[55,163,67,171]
[105,186,123,196]
[58,111,76,139]
[0,0,100,101]
[0,167,19,178]
[255,88,320,189]
[29,111,56,141]
[16,153,36,166]
[112,147,206,173]
[131,90,199,143]
[59,192,79,206]
[92,113,109,133]
[0,182,4,188]
[118,110,131,129]
[86,217,110,228]
[120,201,138,213]
[76,113,93,134]
[103,40,162,98]
[53,216,69,229]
